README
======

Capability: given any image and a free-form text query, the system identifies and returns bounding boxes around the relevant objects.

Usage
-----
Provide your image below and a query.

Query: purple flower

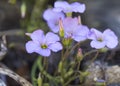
[88,28,118,49]
[25,30,63,57]
[63,17,89,42]
[43,8,65,33]
[53,1,85,13]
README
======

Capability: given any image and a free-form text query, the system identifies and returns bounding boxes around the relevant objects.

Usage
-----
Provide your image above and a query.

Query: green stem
[63,48,69,61]
[59,47,70,85]
[64,75,79,86]
[43,57,48,71]
[85,50,99,70]
[66,41,85,59]
[77,61,81,71]
[89,51,99,66]
[31,59,38,86]
[71,42,81,52]
[83,49,98,57]
[37,56,62,85]
[37,56,53,80]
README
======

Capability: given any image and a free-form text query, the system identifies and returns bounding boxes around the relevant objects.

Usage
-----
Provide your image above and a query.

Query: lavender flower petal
[30,30,44,42]
[90,40,106,49]
[70,2,86,13]
[89,28,103,40]
[63,17,78,38]
[106,36,118,48]
[103,29,118,48]
[54,1,70,12]
[73,36,87,42]
[45,32,60,44]
[26,41,39,53]
[103,29,118,40]
[48,42,63,52]
[63,17,89,42]
[43,8,65,33]
[47,19,60,33]
[35,48,51,57]
[73,25,89,41]
[43,8,65,21]
[54,1,86,13]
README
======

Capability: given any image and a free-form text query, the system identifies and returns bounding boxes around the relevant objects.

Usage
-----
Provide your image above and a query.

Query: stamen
[41,44,47,49]
[78,16,82,25]
[97,37,103,42]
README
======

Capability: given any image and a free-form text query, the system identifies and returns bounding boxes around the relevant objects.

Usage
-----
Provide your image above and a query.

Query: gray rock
[84,61,120,86]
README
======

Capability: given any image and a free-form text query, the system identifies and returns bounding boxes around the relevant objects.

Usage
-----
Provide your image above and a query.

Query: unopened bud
[25,33,31,36]
[62,38,72,47]
[59,18,64,38]
[21,2,26,18]
[37,73,43,86]
[77,48,83,61]
[58,61,63,73]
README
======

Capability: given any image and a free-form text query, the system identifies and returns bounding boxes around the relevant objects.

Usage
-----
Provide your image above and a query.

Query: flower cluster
[25,1,119,86]
[26,1,118,57]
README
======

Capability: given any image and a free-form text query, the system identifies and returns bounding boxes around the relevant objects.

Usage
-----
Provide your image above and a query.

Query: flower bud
[58,61,63,73]
[77,48,83,61]
[25,33,31,36]
[62,38,72,47]
[21,2,26,18]
[37,73,43,86]
[59,18,64,38]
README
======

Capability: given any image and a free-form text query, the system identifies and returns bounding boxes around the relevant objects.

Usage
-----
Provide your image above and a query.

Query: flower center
[41,44,47,49]
[97,37,103,42]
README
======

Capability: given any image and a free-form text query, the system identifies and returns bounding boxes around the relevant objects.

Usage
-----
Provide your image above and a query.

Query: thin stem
[85,50,99,70]
[31,59,38,86]
[43,57,48,71]
[64,75,79,86]
[61,48,65,61]
[77,61,81,72]
[37,56,53,80]
[69,42,81,55]
[60,46,70,85]
[89,51,99,66]
[62,48,69,61]
[83,49,98,57]
[65,41,85,59]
